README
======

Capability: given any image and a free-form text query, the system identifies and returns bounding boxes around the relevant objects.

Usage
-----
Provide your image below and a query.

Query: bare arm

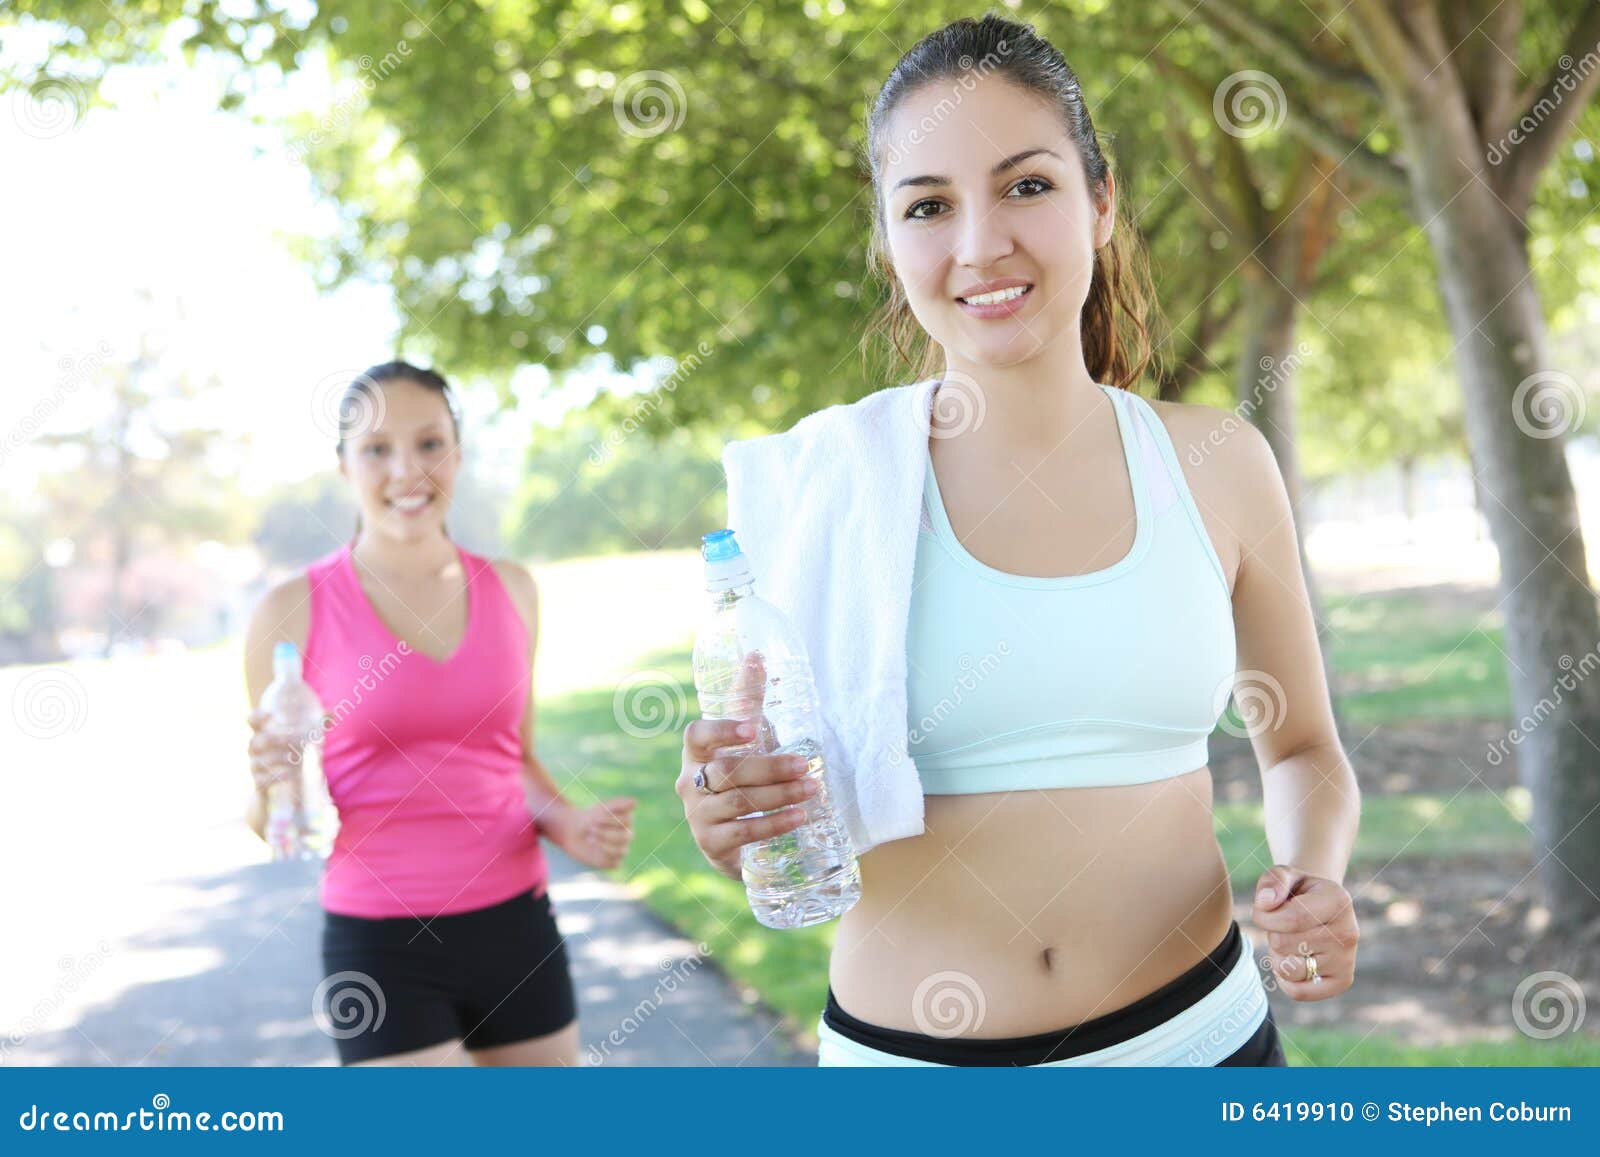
[494,559,636,868]
[1223,419,1360,883]
[242,575,312,841]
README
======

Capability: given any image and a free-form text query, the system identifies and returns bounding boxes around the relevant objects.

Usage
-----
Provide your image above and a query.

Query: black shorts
[318,885,577,1064]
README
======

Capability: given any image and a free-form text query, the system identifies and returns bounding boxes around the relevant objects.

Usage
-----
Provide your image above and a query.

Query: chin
[955,336,1049,370]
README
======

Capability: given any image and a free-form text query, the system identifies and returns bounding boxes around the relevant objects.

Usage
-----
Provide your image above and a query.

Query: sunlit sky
[2,20,621,502]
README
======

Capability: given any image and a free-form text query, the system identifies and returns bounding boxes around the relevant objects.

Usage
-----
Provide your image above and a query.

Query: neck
[936,329,1105,457]
[350,530,458,582]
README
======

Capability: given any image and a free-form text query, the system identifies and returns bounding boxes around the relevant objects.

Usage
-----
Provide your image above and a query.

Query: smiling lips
[956,279,1034,318]
[388,494,433,516]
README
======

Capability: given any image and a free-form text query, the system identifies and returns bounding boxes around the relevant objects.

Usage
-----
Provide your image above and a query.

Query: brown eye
[1008,176,1053,198]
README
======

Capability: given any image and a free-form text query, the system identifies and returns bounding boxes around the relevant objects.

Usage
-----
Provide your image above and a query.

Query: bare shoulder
[1142,394,1278,508]
[491,558,539,635]
[246,573,312,649]
[1137,394,1284,591]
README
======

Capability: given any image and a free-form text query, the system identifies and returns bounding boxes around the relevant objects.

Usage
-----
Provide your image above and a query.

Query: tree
[1178,0,1600,926]
[33,297,243,655]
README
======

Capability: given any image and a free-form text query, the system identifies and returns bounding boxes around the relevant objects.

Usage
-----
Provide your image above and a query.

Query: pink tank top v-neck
[302,541,547,918]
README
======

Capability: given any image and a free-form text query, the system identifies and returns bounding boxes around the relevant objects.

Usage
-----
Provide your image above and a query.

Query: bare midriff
[828,766,1235,1038]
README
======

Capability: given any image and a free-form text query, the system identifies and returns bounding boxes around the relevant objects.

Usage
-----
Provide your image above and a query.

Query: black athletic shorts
[318,885,577,1064]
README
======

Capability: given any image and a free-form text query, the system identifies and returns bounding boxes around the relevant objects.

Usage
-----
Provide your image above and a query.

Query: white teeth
[961,285,1030,306]
[390,495,429,511]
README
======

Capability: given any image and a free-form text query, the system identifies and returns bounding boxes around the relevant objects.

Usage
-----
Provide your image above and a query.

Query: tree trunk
[1398,456,1417,539]
[1235,275,1349,741]
[1397,85,1600,926]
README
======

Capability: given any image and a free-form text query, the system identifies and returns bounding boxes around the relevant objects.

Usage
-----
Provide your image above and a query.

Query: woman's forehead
[880,75,1066,183]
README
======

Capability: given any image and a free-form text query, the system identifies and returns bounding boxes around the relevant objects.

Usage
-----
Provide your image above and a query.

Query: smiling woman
[680,11,1361,1070]
[240,361,638,1067]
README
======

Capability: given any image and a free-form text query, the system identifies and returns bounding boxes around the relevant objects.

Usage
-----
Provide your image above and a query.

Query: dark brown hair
[335,361,461,456]
[861,12,1156,390]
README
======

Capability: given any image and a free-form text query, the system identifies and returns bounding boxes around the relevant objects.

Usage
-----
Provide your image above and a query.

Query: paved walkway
[6,846,812,1067]
[0,648,811,1068]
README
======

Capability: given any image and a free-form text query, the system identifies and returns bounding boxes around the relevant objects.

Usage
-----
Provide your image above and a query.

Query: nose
[386,447,427,484]
[953,203,1015,271]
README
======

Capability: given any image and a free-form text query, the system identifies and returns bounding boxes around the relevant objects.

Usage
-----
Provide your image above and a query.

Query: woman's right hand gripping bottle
[691,529,861,929]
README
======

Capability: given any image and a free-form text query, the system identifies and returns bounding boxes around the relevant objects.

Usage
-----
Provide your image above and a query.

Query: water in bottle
[259,641,333,861]
[692,529,861,929]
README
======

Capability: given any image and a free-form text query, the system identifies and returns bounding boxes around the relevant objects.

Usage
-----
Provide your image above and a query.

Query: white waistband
[816,931,1270,1067]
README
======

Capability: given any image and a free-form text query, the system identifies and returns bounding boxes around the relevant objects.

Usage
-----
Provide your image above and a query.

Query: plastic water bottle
[692,529,861,929]
[259,641,333,861]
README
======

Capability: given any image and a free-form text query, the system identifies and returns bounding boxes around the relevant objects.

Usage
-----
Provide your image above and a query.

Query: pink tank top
[302,541,548,918]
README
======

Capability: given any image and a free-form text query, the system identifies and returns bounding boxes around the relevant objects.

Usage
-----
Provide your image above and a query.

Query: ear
[1093,171,1117,249]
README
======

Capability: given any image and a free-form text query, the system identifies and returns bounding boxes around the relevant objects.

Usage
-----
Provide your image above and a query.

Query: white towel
[721,380,940,855]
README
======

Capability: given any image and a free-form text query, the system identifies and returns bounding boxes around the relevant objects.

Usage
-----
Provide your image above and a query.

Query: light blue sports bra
[906,382,1237,795]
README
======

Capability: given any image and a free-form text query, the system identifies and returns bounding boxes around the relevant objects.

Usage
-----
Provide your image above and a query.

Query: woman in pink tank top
[243,362,636,1066]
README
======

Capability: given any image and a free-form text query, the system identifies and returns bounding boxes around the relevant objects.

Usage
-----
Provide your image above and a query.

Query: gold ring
[1304,951,1320,983]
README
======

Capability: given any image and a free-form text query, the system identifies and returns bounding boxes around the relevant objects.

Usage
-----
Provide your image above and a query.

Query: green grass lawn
[1279,1029,1600,1066]
[1322,589,1512,723]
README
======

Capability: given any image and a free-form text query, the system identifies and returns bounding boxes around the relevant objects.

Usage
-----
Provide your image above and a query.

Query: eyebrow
[891,147,1063,193]
[362,422,448,439]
